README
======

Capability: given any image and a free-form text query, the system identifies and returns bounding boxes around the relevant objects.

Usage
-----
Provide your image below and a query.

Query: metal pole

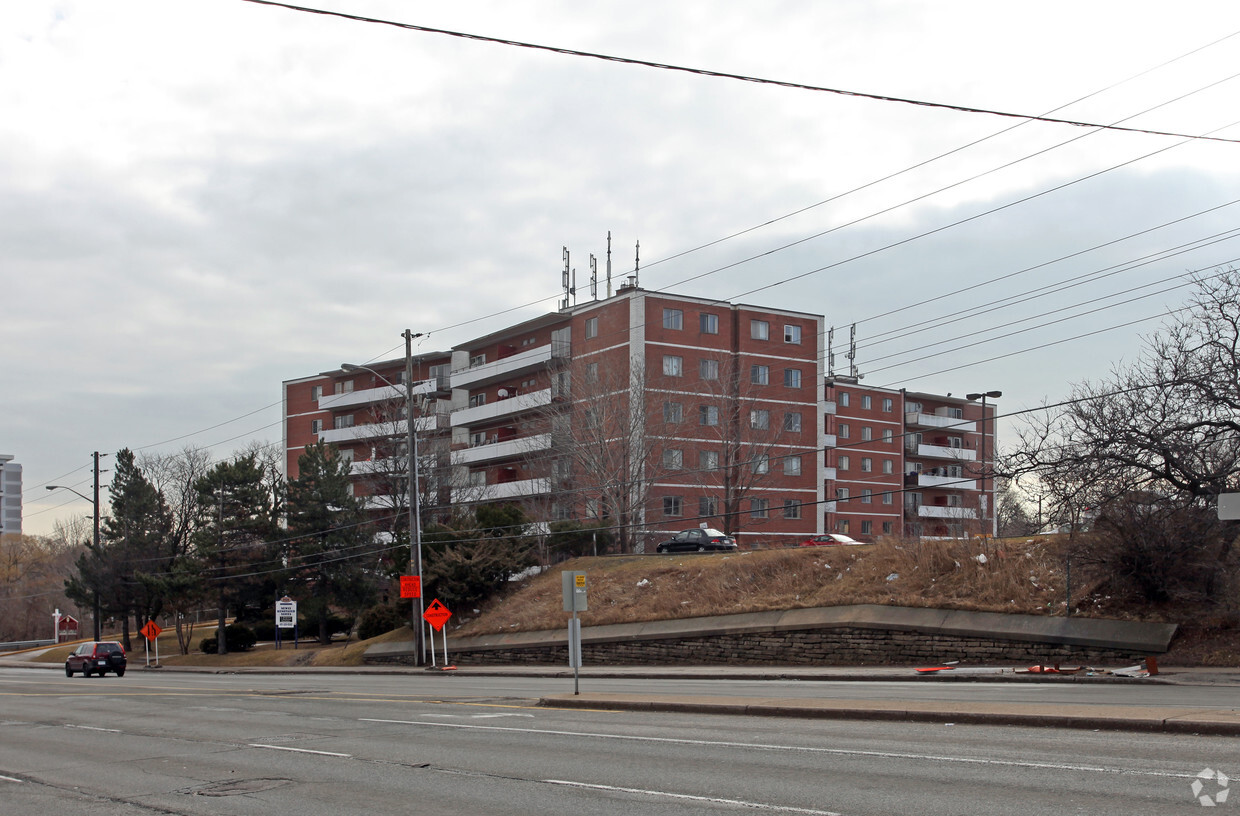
[405,329,427,667]
[92,452,102,640]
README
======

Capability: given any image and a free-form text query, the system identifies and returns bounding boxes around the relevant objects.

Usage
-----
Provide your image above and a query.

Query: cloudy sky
[7,1,1239,535]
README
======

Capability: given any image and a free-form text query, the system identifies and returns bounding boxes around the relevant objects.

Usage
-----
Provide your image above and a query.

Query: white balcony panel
[319,415,438,445]
[452,388,552,427]
[350,457,404,477]
[823,501,838,513]
[917,474,977,491]
[823,434,837,448]
[451,345,553,390]
[455,433,551,466]
[912,443,977,462]
[823,467,837,481]
[452,477,550,504]
[918,505,977,519]
[823,400,836,415]
[905,412,976,433]
[319,380,437,411]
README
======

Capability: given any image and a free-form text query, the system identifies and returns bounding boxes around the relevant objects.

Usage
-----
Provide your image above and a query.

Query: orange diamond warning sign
[422,599,452,632]
[140,620,162,641]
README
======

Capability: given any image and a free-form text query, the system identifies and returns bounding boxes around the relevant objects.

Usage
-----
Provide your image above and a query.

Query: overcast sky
[7,1,1239,535]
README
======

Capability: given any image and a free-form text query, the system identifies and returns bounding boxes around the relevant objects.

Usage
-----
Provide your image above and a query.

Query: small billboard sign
[276,597,297,629]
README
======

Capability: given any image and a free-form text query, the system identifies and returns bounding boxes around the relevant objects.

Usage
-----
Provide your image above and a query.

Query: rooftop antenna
[827,327,836,378]
[589,253,598,301]
[848,323,861,379]
[634,239,640,288]
[560,247,571,311]
[606,231,613,297]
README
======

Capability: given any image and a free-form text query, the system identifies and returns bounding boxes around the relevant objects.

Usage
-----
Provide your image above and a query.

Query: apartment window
[837,487,850,500]
[861,489,872,504]
[838,423,850,439]
[663,401,684,424]
[334,379,354,395]
[751,320,770,340]
[838,455,850,471]
[882,459,894,474]
[882,398,894,412]
[311,385,323,401]
[949,436,963,449]
[700,450,719,471]
[700,313,719,334]
[584,316,598,339]
[663,449,683,470]
[882,428,894,444]
[663,308,683,330]
[751,365,769,385]
[750,409,770,430]
[663,355,683,377]
[837,520,851,534]
[333,415,354,430]
[699,405,719,426]
[663,496,683,517]
[861,520,873,535]
[883,521,894,534]
[783,500,801,519]
[949,494,963,507]
[586,362,599,382]
[783,455,801,476]
[882,491,894,505]
[700,359,719,380]
[784,368,802,388]
[699,497,718,517]
[783,412,802,432]
[861,457,872,472]
[861,395,872,409]
[862,426,873,441]
[750,498,769,518]
[469,354,486,368]
[839,392,850,407]
[469,393,486,408]
[469,431,487,447]
[468,470,486,486]
[753,454,770,474]
[948,407,964,419]
[784,324,802,344]
[310,419,322,434]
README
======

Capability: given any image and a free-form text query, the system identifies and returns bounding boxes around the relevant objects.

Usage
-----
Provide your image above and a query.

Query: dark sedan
[65,641,127,677]
[655,528,738,553]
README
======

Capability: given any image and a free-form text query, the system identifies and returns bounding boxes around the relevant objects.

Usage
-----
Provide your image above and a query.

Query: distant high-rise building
[0,454,22,537]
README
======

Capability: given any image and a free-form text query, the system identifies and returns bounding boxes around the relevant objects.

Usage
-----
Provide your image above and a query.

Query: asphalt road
[1,666,1236,815]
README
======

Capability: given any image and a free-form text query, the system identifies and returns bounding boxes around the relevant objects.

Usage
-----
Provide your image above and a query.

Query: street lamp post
[48,451,106,640]
[965,391,1002,538]
[342,328,427,666]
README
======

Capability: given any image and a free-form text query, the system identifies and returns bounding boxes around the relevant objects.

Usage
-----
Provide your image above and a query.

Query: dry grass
[452,536,1096,636]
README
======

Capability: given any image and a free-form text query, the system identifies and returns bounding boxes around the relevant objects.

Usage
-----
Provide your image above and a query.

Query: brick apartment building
[282,285,996,549]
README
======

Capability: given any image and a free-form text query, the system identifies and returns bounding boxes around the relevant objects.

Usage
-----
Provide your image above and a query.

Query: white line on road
[544,778,844,815]
[0,774,23,783]
[248,744,351,757]
[360,718,1192,780]
[64,724,121,732]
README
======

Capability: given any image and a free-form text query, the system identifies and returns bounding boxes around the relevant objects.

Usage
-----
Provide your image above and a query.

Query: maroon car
[65,641,127,677]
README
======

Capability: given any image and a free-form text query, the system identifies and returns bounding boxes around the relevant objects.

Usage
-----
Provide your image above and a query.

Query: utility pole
[405,329,427,666]
[91,452,103,640]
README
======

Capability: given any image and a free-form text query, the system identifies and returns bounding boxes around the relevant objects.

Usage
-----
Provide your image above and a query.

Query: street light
[342,329,427,666]
[47,451,106,640]
[965,391,1002,538]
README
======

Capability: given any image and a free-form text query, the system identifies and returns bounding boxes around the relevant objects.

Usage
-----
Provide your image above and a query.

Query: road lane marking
[544,778,844,815]
[64,724,121,732]
[248,744,351,757]
[0,775,22,783]
[360,718,1194,780]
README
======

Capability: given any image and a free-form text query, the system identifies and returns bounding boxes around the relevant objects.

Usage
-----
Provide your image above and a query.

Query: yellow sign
[575,574,587,588]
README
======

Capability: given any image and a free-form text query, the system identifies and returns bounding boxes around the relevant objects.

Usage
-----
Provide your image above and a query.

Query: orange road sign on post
[140,621,162,641]
[422,599,451,631]
[400,575,422,599]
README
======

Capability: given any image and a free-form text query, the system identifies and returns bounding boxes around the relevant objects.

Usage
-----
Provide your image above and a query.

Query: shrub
[358,604,408,641]
[198,623,258,654]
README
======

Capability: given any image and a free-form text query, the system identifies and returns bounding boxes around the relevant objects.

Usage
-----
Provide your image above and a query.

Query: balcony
[455,433,551,466]
[452,477,550,504]
[824,400,837,415]
[907,443,977,462]
[319,379,438,412]
[451,343,566,390]
[823,434,837,448]
[905,411,976,434]
[823,467,837,481]
[452,388,553,427]
[916,505,977,520]
[318,414,440,445]
[908,473,977,491]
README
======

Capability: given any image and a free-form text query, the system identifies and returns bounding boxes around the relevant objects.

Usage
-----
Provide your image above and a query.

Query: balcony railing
[319,379,438,411]
[318,414,441,445]
[451,388,553,427]
[906,443,977,462]
[904,412,976,433]
[451,344,556,390]
[452,477,550,504]
[454,433,551,466]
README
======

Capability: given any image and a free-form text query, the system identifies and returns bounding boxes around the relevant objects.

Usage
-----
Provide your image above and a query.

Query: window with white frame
[783,455,801,476]
[753,454,770,474]
[862,395,872,409]
[861,520,873,535]
[837,519,850,533]
[839,392,850,407]
[700,450,719,471]
[751,320,769,340]
[750,409,770,429]
[882,398,894,412]
[469,393,486,408]
[663,355,683,377]
[751,364,769,385]
[883,521,894,534]
[882,428,894,443]
[784,324,802,344]
[663,308,683,330]
[838,423,850,439]
[663,401,683,424]
[882,459,894,474]
[750,498,769,518]
[699,496,718,517]
[663,496,683,516]
[861,457,872,472]
[700,359,719,380]
[311,419,322,434]
[311,385,323,401]
[700,313,719,334]
[882,491,894,505]
[783,412,802,432]
[663,449,683,470]
[333,415,354,430]
[784,368,802,388]
[861,489,872,504]
[586,362,599,382]
[862,426,872,441]
[584,316,598,339]
[837,487,850,500]
[838,454,850,471]
[335,379,354,395]
[699,405,719,426]
[783,500,801,518]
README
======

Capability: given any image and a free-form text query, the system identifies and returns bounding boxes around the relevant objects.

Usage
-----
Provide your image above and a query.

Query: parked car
[800,533,864,547]
[656,528,738,553]
[65,641,127,677]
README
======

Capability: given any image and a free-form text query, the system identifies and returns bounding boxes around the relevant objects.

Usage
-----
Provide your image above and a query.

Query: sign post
[275,596,298,650]
[561,571,588,695]
[140,619,162,667]
[422,599,453,670]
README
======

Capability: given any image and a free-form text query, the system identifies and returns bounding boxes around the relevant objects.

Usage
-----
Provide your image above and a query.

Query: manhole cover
[186,778,293,797]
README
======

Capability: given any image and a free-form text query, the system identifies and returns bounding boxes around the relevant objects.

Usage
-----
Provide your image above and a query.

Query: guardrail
[0,639,56,652]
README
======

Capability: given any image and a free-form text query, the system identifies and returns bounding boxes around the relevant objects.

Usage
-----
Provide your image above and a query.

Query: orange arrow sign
[422,599,452,632]
[140,620,162,641]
